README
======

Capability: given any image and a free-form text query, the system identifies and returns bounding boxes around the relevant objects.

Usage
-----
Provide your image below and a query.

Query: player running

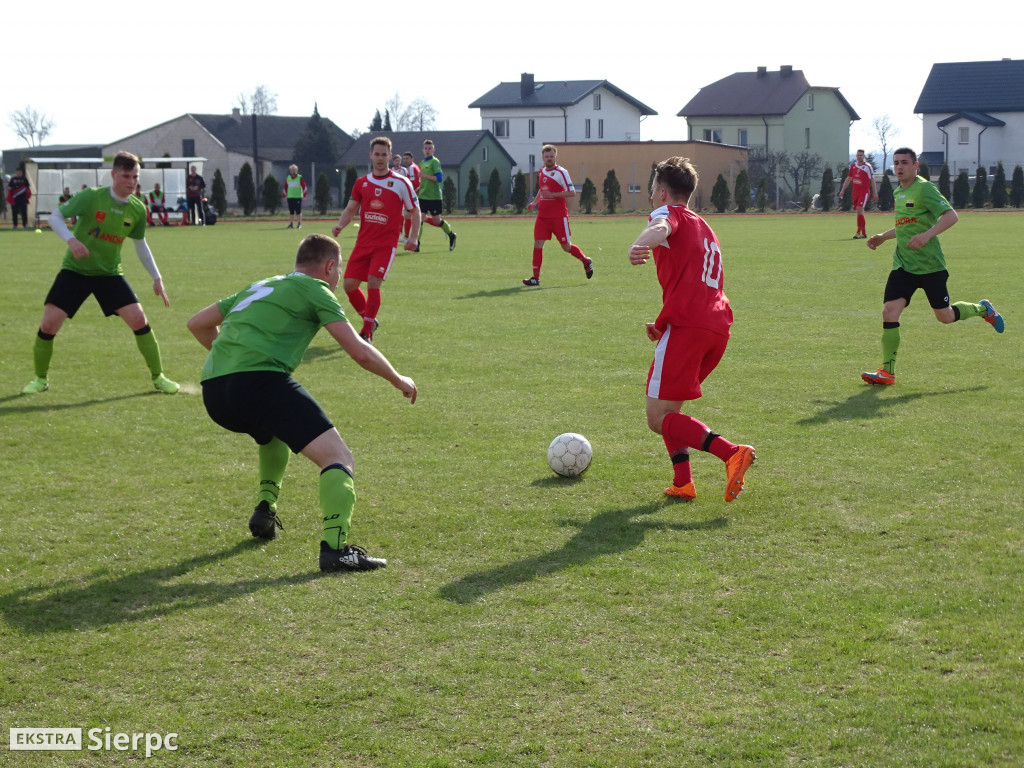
[628,156,755,502]
[522,144,593,286]
[861,147,1004,386]
[331,136,420,343]
[187,234,418,572]
[838,149,878,239]
[418,139,456,251]
[21,151,179,395]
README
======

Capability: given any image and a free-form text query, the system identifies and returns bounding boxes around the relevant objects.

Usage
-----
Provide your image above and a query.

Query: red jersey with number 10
[351,171,418,248]
[651,204,732,337]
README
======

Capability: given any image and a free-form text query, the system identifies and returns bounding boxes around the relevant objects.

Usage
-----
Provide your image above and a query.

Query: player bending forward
[187,234,417,571]
[629,157,755,502]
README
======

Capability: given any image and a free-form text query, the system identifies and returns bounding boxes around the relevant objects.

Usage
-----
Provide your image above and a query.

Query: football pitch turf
[1,211,1021,766]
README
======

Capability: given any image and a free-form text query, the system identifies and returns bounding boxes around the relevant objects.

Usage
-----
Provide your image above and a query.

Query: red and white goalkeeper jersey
[537,165,574,218]
[651,204,732,337]
[849,161,874,187]
[351,171,418,248]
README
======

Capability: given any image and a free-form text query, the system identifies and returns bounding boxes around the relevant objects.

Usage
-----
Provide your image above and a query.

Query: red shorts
[344,240,396,282]
[646,325,729,402]
[852,186,871,209]
[534,215,571,244]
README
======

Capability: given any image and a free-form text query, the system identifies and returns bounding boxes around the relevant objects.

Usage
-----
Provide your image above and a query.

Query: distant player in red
[522,144,593,286]
[628,156,755,502]
[401,152,421,241]
[332,136,420,343]
[838,148,878,239]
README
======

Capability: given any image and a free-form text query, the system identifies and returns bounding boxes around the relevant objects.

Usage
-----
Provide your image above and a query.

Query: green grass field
[1,210,1022,766]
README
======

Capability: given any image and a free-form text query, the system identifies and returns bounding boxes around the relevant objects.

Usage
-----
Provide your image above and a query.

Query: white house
[915,59,1024,175]
[469,74,657,175]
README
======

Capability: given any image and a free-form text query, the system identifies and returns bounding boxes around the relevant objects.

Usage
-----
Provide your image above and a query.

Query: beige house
[546,141,748,213]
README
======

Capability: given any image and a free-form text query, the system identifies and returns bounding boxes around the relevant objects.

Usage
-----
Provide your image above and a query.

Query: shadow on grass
[797,385,988,426]
[438,503,727,604]
[454,283,587,300]
[0,391,149,416]
[302,345,343,364]
[0,539,325,634]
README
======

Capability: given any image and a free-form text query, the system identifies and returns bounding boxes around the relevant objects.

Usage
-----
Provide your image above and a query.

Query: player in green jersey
[21,151,179,395]
[861,147,1004,385]
[417,139,456,251]
[187,233,418,572]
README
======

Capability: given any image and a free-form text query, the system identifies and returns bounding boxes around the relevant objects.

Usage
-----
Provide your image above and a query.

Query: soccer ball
[547,433,592,477]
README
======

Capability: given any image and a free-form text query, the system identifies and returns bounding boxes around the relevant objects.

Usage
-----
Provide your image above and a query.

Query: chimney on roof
[231,107,241,120]
[756,66,767,77]
[780,65,793,76]
[521,73,535,99]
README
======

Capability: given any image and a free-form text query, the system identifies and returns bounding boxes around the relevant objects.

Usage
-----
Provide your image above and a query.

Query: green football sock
[951,301,985,321]
[133,327,164,378]
[320,465,356,550]
[33,333,54,378]
[440,219,452,235]
[881,325,900,374]
[257,438,290,508]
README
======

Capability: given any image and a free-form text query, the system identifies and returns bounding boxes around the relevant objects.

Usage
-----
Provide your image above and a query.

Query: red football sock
[670,453,693,487]
[856,212,866,234]
[364,288,381,327]
[569,244,587,262]
[532,248,543,279]
[346,288,366,316]
[706,435,739,463]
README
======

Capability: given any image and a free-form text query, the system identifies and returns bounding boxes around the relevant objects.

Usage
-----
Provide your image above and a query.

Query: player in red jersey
[401,151,421,242]
[522,144,593,286]
[628,156,755,502]
[838,149,878,238]
[331,137,420,343]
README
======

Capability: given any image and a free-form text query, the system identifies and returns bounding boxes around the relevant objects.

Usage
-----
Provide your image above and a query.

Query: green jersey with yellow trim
[891,176,953,274]
[201,272,348,381]
[57,186,147,276]
[418,155,443,200]
[57,186,146,276]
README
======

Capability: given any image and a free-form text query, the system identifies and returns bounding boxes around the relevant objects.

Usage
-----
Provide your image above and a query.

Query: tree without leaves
[262,174,281,215]
[991,162,1007,208]
[238,163,257,216]
[781,152,823,197]
[315,173,331,215]
[710,174,731,213]
[733,169,750,213]
[872,115,897,173]
[235,85,278,116]
[602,170,621,214]
[210,170,227,216]
[8,106,55,147]
[384,92,439,132]
[487,167,503,214]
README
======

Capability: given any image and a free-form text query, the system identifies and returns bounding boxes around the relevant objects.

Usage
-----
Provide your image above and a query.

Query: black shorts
[287,198,303,215]
[419,198,443,216]
[45,269,139,318]
[201,371,333,453]
[883,268,950,309]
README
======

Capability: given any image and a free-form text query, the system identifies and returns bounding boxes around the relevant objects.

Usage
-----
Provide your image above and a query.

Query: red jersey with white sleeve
[651,204,733,337]
[849,161,874,188]
[537,165,574,218]
[350,171,418,248]
[404,162,421,191]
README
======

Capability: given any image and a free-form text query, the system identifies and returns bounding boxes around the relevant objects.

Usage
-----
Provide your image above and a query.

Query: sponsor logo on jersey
[123,220,133,227]
[370,199,384,210]
[895,217,918,226]
[95,212,106,222]
[364,212,388,225]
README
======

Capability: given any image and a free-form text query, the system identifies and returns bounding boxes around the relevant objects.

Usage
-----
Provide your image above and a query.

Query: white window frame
[958,127,969,144]
[492,119,510,138]
[528,119,535,139]
[482,146,488,162]
[593,93,602,110]
[585,119,591,139]
[598,119,604,139]
[702,128,722,143]
[737,128,748,146]
[806,93,814,110]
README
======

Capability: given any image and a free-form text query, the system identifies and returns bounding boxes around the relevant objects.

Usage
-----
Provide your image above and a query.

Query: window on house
[598,119,604,139]
[528,119,535,139]
[806,93,814,110]
[233,175,238,190]
[529,154,536,171]
[594,93,602,110]
[737,128,748,146]
[182,139,195,156]
[483,147,489,162]
[959,127,969,144]
[805,127,811,149]
[585,119,591,139]
[492,119,510,138]
[627,184,643,193]
[702,129,722,143]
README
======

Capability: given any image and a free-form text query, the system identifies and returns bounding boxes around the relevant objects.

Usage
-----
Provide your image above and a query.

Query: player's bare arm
[403,209,422,251]
[628,219,673,264]
[866,228,896,250]
[187,304,226,350]
[325,320,417,403]
[908,208,958,250]
[153,279,170,307]
[332,199,360,237]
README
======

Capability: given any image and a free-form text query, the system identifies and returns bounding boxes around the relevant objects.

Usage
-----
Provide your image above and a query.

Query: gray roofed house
[333,130,517,209]
[678,66,859,197]
[915,59,1024,176]
[469,74,658,172]
[103,110,354,206]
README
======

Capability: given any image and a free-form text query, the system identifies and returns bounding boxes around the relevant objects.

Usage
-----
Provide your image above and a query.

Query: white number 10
[701,238,722,289]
